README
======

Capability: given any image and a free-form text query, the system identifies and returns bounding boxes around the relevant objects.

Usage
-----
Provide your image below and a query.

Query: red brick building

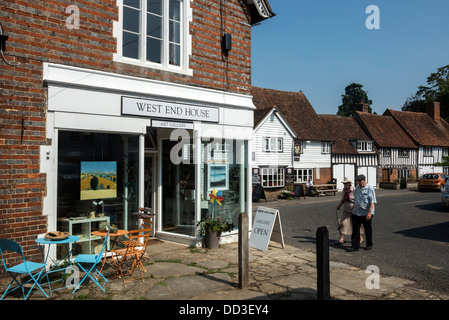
[0,0,273,267]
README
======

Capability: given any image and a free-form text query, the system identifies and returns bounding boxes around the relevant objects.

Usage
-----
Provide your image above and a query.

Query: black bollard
[316,226,330,300]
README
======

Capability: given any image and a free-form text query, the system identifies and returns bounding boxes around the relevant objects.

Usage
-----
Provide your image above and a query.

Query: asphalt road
[255,188,449,295]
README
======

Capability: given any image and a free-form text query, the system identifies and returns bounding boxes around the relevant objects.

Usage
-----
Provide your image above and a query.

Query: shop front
[41,63,254,257]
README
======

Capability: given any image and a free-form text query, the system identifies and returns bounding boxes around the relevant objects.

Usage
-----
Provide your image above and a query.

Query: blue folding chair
[72,228,110,293]
[0,239,50,300]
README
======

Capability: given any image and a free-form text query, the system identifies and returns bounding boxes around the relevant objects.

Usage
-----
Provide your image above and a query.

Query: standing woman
[335,178,364,245]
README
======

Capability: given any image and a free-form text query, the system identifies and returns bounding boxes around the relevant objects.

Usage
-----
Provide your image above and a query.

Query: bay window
[261,167,285,188]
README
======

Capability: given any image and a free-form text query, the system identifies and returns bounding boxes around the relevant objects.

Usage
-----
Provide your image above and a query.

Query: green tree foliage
[337,83,373,117]
[435,155,449,167]
[402,65,449,122]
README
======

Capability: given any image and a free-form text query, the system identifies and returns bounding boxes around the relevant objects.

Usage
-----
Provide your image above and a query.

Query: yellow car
[418,173,447,191]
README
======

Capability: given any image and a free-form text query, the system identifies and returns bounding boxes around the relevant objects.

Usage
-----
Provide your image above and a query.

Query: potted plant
[279,189,295,200]
[197,215,234,249]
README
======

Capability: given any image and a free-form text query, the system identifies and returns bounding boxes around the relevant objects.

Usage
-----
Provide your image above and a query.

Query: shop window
[57,131,139,257]
[294,168,313,183]
[119,0,188,71]
[260,167,285,188]
[200,139,248,234]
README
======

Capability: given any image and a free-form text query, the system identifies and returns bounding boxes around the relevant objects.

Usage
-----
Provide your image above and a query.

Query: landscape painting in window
[208,163,229,191]
[80,161,117,200]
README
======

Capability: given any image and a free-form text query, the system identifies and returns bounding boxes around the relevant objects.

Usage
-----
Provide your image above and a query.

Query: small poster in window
[207,163,229,191]
[80,161,117,200]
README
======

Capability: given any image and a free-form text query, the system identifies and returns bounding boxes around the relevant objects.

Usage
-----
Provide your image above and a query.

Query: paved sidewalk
[2,238,448,301]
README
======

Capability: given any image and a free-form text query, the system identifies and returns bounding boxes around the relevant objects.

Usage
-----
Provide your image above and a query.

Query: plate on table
[44,231,70,241]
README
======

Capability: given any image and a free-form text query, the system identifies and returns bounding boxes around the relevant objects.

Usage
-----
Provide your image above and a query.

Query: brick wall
[0,0,253,268]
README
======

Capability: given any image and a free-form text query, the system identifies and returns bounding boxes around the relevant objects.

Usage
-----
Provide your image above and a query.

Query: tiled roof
[384,109,449,147]
[252,87,330,141]
[318,114,376,154]
[253,108,273,128]
[355,111,417,149]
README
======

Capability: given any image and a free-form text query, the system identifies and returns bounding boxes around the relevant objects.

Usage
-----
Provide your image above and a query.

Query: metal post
[239,212,249,289]
[316,226,330,300]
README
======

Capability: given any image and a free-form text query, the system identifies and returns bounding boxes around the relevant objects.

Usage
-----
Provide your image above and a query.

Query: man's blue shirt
[353,184,377,216]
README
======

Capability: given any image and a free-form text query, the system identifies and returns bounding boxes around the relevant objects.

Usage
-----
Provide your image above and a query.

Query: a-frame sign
[249,206,285,251]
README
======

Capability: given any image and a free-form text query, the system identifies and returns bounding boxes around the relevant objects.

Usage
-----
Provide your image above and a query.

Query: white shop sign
[152,120,194,130]
[249,206,285,251]
[122,96,219,123]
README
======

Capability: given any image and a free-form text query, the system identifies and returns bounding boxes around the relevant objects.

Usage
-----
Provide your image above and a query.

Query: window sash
[263,138,283,152]
[294,169,313,183]
[321,142,330,153]
[398,149,409,158]
[357,141,372,152]
[261,168,285,188]
[122,0,183,68]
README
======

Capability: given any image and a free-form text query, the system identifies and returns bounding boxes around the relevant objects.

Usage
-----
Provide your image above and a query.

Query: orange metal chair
[112,219,152,286]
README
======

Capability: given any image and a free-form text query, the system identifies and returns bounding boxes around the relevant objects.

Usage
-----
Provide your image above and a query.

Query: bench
[315,189,338,196]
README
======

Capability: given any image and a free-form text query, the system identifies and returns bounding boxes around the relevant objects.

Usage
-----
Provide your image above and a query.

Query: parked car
[418,173,447,191]
[441,184,449,210]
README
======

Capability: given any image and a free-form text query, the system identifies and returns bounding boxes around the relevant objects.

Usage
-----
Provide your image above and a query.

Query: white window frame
[261,167,285,188]
[357,141,373,152]
[114,0,193,75]
[263,137,283,152]
[398,149,409,158]
[423,146,432,157]
[321,142,330,154]
[294,169,313,183]
[382,148,391,157]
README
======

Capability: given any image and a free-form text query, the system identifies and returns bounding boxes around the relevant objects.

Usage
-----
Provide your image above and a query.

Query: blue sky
[251,0,449,115]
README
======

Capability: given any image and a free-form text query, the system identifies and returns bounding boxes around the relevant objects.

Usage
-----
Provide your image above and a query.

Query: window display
[57,131,139,256]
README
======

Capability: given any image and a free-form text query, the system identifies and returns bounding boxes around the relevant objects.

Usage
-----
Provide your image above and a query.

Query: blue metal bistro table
[35,235,80,294]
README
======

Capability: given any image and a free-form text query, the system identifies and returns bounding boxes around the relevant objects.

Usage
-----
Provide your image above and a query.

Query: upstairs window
[382,148,391,157]
[357,141,373,152]
[119,0,190,72]
[398,149,409,158]
[321,142,330,154]
[263,138,283,152]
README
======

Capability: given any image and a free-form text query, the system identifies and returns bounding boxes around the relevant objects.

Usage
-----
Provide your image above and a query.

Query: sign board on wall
[122,96,219,123]
[151,120,194,130]
[249,206,285,251]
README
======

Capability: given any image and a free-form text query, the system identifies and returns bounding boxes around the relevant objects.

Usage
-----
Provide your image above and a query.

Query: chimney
[425,101,440,121]
[356,101,370,113]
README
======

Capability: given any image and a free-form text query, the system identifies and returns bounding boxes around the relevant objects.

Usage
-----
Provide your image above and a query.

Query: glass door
[160,137,196,236]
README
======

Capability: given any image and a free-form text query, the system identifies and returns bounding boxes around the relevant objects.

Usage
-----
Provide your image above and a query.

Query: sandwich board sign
[249,206,285,251]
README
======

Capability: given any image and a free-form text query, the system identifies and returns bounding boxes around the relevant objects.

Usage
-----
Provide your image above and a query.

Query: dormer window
[357,141,373,152]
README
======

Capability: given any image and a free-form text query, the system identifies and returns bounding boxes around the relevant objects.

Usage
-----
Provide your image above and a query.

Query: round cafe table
[35,235,80,293]
[91,229,129,273]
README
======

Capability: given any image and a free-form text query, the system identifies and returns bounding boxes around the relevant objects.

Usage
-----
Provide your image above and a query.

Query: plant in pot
[197,189,234,248]
[197,215,234,249]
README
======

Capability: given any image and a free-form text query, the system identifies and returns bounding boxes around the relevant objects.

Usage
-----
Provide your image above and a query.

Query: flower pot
[205,231,221,249]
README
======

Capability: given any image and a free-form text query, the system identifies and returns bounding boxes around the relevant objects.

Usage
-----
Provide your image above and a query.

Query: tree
[402,65,449,122]
[337,83,373,117]
[435,155,449,167]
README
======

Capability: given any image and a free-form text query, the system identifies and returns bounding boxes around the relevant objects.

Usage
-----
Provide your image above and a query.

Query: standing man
[346,174,376,252]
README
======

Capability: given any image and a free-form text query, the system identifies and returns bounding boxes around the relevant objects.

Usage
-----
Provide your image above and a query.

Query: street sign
[249,206,285,251]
